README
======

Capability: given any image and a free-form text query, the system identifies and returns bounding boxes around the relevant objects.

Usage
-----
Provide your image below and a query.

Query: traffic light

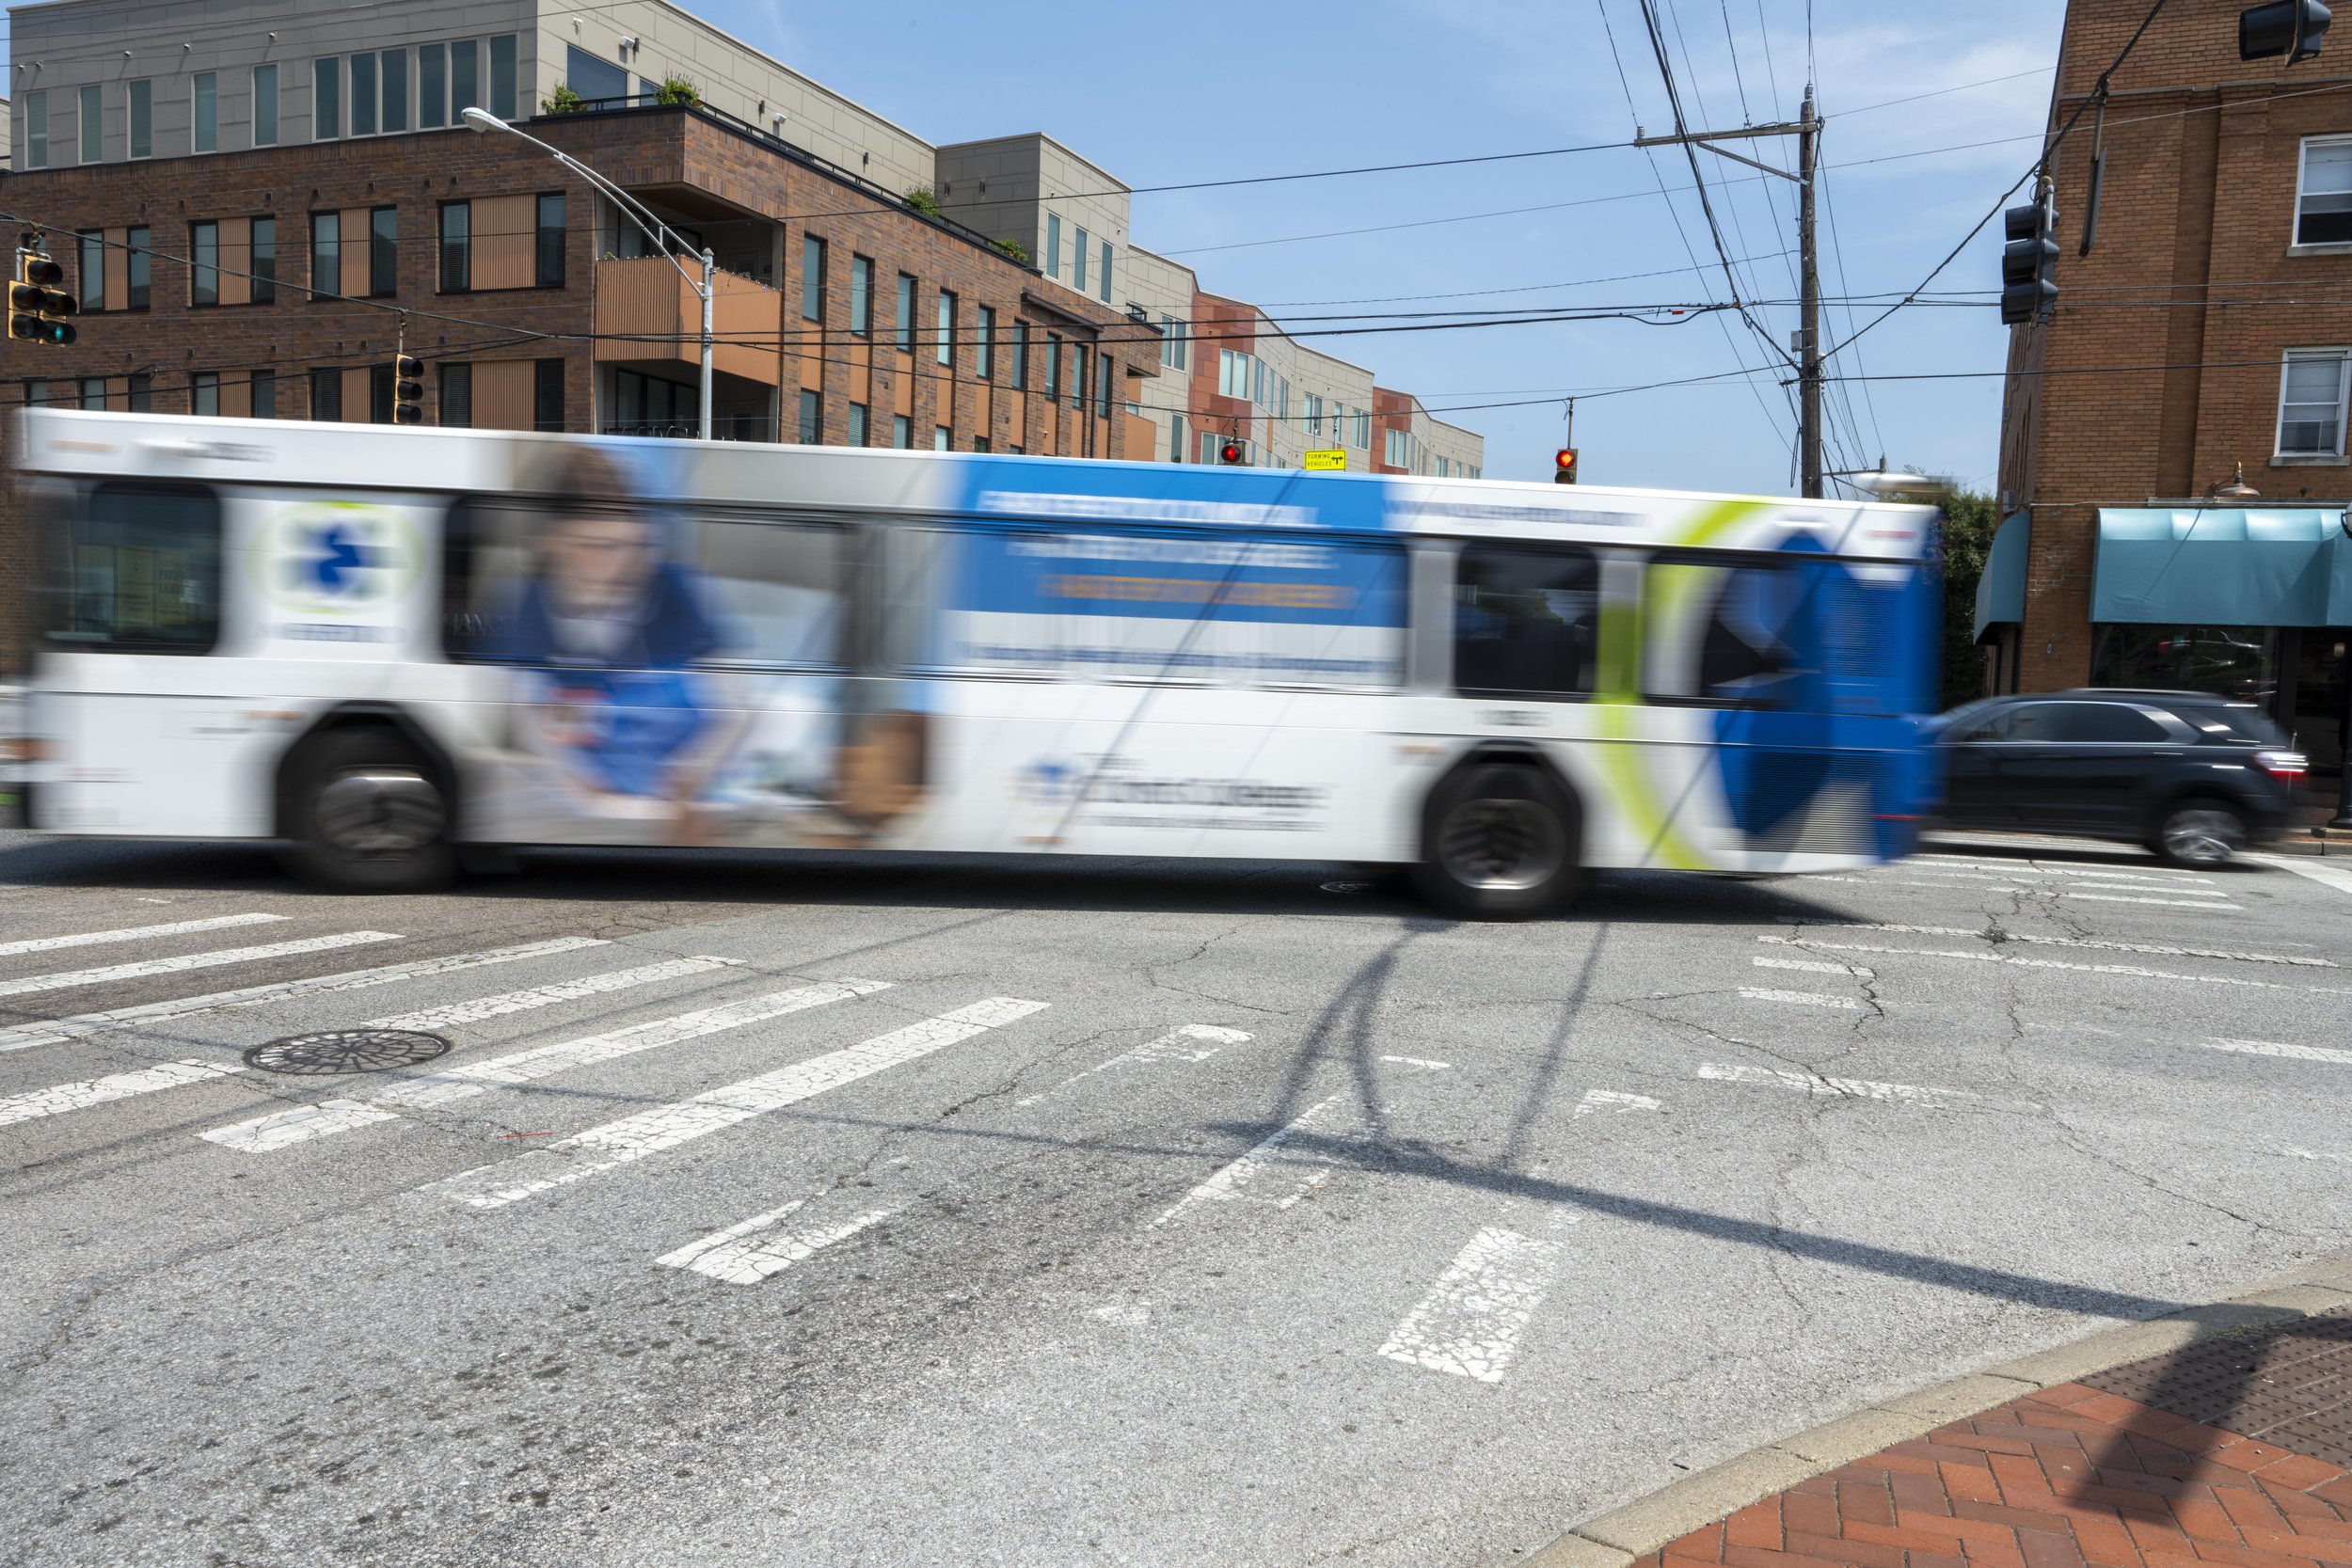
[391,354,423,425]
[1553,447,1579,484]
[2000,196,2059,326]
[1217,438,1244,465]
[2242,2,2331,62]
[11,238,75,346]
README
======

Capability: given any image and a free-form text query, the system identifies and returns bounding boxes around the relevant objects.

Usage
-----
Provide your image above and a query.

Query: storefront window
[2089,625,2279,705]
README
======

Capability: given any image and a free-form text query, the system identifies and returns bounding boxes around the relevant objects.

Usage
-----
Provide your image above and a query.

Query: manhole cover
[243,1029,450,1075]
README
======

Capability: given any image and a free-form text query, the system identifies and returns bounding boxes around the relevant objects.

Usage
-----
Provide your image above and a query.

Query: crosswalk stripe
[0,937,610,1054]
[0,931,403,1001]
[1696,1061,1970,1104]
[1771,919,2335,967]
[656,1204,896,1285]
[364,955,744,1033]
[1917,856,2209,880]
[1756,935,2346,992]
[2204,1037,2352,1065]
[1738,987,1863,1010]
[200,1099,399,1151]
[1016,1022,1250,1104]
[1150,1093,1352,1229]
[2063,893,2243,911]
[1376,1225,1565,1385]
[433,995,1040,1209]
[0,1058,247,1128]
[1573,1089,1661,1117]
[1753,958,1874,977]
[0,912,287,958]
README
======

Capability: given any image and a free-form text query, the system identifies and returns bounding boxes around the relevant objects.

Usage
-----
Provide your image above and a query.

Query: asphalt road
[2,830,2349,1568]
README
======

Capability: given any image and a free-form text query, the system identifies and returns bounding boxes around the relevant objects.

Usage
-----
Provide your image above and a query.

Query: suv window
[2176,704,2288,746]
[1951,706,2015,743]
[2042,703,2169,743]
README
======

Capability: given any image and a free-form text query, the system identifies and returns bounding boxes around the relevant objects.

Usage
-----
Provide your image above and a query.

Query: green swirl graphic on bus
[260,503,421,618]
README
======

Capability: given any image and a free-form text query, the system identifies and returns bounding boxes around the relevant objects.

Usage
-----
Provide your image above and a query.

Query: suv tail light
[2255,749,2308,781]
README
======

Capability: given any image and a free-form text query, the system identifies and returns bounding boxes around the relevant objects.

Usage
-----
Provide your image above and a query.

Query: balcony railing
[601,415,773,442]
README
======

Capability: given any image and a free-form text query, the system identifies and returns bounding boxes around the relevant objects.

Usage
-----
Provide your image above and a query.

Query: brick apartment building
[1994,0,2352,800]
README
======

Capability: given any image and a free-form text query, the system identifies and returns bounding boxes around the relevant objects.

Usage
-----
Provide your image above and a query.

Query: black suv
[1934,689,2304,865]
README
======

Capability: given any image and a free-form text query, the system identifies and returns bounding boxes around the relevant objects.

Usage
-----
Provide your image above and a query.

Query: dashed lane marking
[1696,1061,1975,1105]
[1014,1023,1250,1105]
[432,997,1043,1209]
[656,1202,897,1286]
[1572,1088,1661,1117]
[1738,987,1864,1011]
[1772,920,2336,968]
[0,931,403,1001]
[0,912,287,958]
[1376,1225,1565,1385]
[0,937,610,1053]
[0,1058,247,1128]
[2204,1038,2352,1066]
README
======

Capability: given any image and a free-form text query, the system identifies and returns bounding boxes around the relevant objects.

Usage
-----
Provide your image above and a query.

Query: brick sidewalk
[1635,1313,2352,1568]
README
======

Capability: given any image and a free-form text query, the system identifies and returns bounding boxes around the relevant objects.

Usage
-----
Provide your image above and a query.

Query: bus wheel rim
[315,768,444,856]
[1438,798,1565,891]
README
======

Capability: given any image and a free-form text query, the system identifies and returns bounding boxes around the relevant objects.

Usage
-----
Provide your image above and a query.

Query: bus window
[695,521,845,669]
[49,483,221,654]
[1452,546,1599,699]
[1643,559,1807,706]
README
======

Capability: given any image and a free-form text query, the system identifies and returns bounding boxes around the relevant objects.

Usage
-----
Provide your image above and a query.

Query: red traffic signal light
[1553,447,1579,484]
[1218,439,1244,465]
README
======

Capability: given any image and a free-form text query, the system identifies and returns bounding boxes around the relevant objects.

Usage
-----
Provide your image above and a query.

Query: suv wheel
[283,729,457,893]
[1411,765,1581,920]
[2152,800,2248,868]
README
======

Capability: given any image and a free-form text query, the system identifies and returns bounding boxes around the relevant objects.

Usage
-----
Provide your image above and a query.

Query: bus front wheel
[283,730,457,894]
[1413,765,1581,920]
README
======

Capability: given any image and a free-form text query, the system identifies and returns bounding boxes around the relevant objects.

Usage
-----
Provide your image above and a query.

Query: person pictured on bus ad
[486,445,749,846]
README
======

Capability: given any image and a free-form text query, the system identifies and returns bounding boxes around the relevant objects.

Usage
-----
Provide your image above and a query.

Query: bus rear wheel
[283,730,457,894]
[1412,764,1581,920]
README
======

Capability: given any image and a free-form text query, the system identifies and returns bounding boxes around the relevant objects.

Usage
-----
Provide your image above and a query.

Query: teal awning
[1971,511,2029,643]
[2092,507,2352,626]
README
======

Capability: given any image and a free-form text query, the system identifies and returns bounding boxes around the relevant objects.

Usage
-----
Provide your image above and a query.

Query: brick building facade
[1995,0,2352,794]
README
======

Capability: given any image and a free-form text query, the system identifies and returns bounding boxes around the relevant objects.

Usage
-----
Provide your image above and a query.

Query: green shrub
[904,187,943,221]
[541,82,585,114]
[993,237,1031,264]
[655,75,701,107]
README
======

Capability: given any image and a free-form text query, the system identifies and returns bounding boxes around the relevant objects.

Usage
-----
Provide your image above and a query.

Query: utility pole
[1633,99,1820,497]
[1797,88,1822,499]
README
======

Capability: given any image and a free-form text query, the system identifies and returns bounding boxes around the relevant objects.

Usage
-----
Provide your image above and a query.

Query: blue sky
[694,0,2066,494]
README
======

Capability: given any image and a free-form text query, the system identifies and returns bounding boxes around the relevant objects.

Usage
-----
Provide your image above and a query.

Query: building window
[252,370,277,419]
[126,227,151,310]
[369,208,398,297]
[1099,240,1112,304]
[310,212,341,299]
[892,414,912,448]
[565,43,628,103]
[1073,343,1090,411]
[974,436,991,453]
[848,402,868,446]
[1170,413,1186,463]
[1099,353,1115,418]
[1045,334,1063,400]
[1045,214,1061,280]
[802,234,826,323]
[489,36,518,119]
[192,372,220,418]
[311,367,342,420]
[2278,350,2352,457]
[2299,137,2352,246]
[254,64,279,147]
[936,290,955,366]
[1012,320,1030,388]
[850,255,872,335]
[895,273,915,352]
[533,358,564,432]
[1073,227,1089,293]
[451,40,478,119]
[934,424,950,451]
[1161,316,1185,371]
[78,85,102,164]
[194,72,217,153]
[976,305,994,379]
[439,203,469,292]
[419,43,446,129]
[125,372,152,411]
[77,231,103,313]
[24,91,46,169]
[192,222,219,307]
[798,388,821,444]
[128,80,152,158]
[250,218,277,305]
[351,52,377,136]
[438,362,471,426]
[532,193,565,287]
[78,376,104,409]
[313,57,340,140]
[382,49,408,135]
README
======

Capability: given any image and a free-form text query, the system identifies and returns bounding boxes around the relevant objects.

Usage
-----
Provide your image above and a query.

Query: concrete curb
[1522,1252,2352,1568]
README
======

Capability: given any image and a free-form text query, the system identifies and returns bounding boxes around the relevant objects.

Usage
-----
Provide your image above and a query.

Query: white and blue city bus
[20,408,1942,917]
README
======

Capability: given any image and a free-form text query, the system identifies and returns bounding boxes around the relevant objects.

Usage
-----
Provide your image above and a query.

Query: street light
[462,105,714,440]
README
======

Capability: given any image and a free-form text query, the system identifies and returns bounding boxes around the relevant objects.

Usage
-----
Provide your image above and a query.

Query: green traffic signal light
[40,319,75,345]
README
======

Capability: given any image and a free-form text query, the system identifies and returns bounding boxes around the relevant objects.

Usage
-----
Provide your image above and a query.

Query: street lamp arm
[462,108,704,293]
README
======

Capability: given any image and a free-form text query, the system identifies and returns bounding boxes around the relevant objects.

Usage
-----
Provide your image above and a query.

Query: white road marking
[1774,920,2335,967]
[365,955,742,1032]
[0,912,287,958]
[2280,1145,2352,1164]
[1573,1088,1661,1117]
[435,996,1041,1209]
[1738,987,1863,1010]
[200,1098,399,1152]
[1811,875,2026,892]
[2063,893,2243,911]
[0,930,402,1001]
[2249,854,2352,896]
[1090,1303,1152,1326]
[2204,1037,2352,1065]
[1015,1023,1250,1104]
[656,1202,896,1286]
[1753,958,1874,977]
[1916,856,2208,880]
[0,1058,246,1128]
[0,937,609,1053]
[1376,1225,1565,1384]
[1757,935,2344,992]
[1380,1054,1454,1069]
[1150,1093,1358,1228]
[1696,1061,1969,1105]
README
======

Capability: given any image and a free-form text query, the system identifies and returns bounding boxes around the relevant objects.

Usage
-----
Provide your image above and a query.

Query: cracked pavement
[0,829,2348,1568]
